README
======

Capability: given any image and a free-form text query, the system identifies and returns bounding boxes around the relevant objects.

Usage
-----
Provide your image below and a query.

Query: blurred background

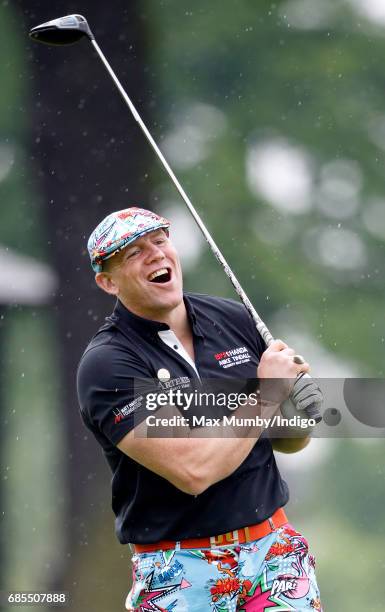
[1,0,385,610]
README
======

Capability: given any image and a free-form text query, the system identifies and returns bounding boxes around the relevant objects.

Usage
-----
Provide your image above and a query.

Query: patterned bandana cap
[88,207,171,272]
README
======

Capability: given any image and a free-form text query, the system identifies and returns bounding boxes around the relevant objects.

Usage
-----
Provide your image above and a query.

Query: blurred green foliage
[0,4,26,136]
[150,0,385,374]
[296,440,385,609]
[3,311,63,590]
[0,6,45,259]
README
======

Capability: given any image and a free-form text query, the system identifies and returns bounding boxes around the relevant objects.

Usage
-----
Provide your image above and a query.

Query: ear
[95,272,120,296]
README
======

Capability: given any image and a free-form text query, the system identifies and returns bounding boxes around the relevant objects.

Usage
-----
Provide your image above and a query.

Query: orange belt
[133,507,288,553]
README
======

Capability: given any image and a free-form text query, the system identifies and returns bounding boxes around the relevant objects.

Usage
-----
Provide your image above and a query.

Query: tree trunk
[18,1,152,601]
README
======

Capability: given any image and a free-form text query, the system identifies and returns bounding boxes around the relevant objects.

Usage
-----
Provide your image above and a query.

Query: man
[77,206,322,611]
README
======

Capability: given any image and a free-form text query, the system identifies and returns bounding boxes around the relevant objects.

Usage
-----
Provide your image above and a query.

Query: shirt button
[173,345,178,349]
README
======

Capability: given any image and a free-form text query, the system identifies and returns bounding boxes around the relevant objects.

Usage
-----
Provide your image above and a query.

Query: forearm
[119,430,259,495]
[179,397,280,490]
[271,436,311,453]
[182,436,259,492]
[267,399,315,453]
[121,397,280,495]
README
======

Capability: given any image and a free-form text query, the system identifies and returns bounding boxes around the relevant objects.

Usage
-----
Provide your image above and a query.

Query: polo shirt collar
[184,294,204,338]
[111,294,204,339]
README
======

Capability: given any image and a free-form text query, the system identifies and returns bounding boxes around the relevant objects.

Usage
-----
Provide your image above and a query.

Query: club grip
[290,373,323,423]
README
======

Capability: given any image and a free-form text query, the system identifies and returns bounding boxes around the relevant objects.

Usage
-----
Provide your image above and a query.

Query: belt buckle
[210,529,239,547]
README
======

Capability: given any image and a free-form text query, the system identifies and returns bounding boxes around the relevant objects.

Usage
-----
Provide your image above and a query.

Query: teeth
[149,268,168,281]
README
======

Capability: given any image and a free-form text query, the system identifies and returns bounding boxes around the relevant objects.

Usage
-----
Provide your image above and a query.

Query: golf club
[29,14,323,422]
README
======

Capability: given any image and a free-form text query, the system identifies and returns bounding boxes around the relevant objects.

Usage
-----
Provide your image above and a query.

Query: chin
[162,292,183,310]
[157,287,183,309]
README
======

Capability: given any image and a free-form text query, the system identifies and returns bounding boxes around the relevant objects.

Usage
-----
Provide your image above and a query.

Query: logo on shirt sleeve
[113,395,143,423]
[214,346,251,369]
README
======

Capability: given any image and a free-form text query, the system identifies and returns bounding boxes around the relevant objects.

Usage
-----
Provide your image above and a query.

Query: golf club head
[29,14,93,46]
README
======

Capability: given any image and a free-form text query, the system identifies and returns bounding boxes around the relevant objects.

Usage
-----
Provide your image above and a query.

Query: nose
[144,241,166,263]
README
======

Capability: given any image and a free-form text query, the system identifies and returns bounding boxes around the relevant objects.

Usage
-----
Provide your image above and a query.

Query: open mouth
[148,267,172,284]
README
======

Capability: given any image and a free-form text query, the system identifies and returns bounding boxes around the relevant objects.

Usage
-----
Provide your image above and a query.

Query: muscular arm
[117,340,310,494]
[117,398,279,495]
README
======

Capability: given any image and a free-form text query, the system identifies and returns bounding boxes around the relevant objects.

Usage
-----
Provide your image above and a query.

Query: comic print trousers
[125,522,322,611]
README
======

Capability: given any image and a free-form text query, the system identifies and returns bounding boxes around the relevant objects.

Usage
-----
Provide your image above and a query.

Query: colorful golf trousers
[125,522,322,611]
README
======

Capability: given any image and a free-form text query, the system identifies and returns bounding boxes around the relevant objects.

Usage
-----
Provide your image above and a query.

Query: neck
[120,297,190,337]
[159,300,191,337]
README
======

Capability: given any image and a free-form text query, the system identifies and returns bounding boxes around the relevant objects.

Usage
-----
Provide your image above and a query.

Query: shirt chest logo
[214,346,251,369]
[157,368,171,381]
[157,375,191,391]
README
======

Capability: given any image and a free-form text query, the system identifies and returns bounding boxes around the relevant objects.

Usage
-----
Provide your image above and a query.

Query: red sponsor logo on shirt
[214,351,228,360]
[214,346,251,368]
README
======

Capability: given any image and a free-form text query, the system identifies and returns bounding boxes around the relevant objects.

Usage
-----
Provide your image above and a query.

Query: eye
[125,249,140,260]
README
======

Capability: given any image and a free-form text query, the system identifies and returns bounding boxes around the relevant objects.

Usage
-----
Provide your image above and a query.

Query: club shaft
[91,39,273,345]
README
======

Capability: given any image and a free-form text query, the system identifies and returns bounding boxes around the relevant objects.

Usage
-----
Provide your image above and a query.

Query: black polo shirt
[77,293,289,544]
